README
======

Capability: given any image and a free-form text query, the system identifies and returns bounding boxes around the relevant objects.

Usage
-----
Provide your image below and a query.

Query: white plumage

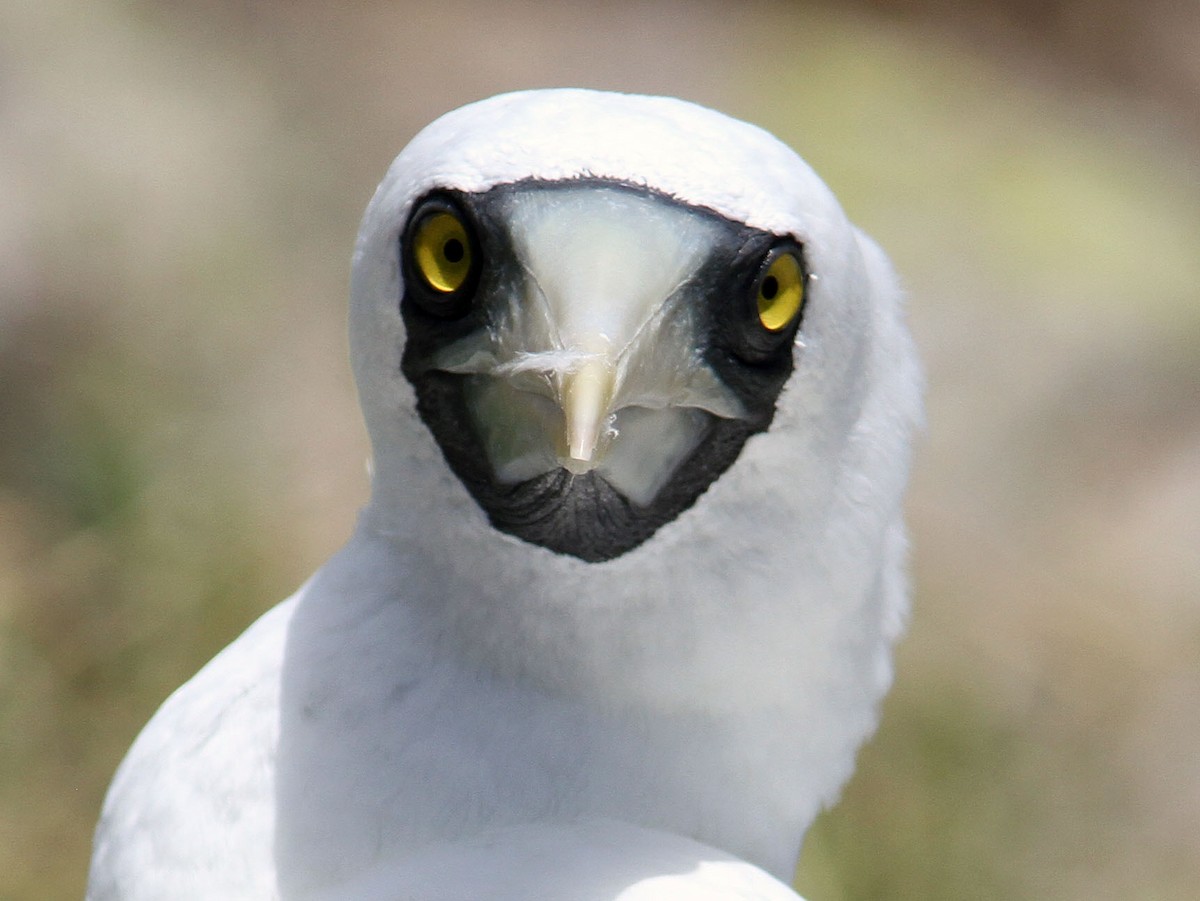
[88,89,921,899]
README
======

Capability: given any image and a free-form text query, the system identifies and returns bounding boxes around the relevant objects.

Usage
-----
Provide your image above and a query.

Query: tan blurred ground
[1,1,1197,899]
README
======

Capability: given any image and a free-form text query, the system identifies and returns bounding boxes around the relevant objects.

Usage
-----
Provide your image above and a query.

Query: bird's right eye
[403,198,481,316]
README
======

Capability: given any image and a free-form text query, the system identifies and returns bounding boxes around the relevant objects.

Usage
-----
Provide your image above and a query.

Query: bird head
[349,90,911,568]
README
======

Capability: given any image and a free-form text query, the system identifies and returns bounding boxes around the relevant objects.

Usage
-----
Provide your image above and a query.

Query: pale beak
[557,333,619,469]
[561,359,612,467]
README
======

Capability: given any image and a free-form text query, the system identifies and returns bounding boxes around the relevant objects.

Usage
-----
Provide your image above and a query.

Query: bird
[87,88,922,899]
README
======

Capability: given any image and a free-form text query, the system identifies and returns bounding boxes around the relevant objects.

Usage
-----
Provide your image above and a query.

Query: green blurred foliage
[1,1,1197,899]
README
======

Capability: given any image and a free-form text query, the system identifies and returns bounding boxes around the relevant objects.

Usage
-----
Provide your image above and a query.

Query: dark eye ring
[402,196,481,317]
[727,239,807,363]
[755,247,805,332]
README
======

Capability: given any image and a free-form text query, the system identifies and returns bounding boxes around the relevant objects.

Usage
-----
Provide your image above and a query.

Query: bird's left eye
[756,249,805,332]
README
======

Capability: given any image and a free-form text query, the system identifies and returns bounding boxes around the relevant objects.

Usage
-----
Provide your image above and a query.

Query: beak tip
[560,355,613,471]
[564,427,600,469]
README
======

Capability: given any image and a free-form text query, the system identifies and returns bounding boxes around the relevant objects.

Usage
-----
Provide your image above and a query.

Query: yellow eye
[411,210,473,294]
[756,250,804,332]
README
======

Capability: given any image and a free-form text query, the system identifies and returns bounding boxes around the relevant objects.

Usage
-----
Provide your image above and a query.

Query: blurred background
[1,1,1197,898]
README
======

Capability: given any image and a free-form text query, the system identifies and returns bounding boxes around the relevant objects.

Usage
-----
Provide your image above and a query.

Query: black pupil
[761,274,779,301]
[443,238,465,263]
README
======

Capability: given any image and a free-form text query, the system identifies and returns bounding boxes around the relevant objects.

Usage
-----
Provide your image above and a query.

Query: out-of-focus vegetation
[1,1,1197,899]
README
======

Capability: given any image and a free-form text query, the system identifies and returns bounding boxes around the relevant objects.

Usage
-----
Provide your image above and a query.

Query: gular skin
[87,89,922,900]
